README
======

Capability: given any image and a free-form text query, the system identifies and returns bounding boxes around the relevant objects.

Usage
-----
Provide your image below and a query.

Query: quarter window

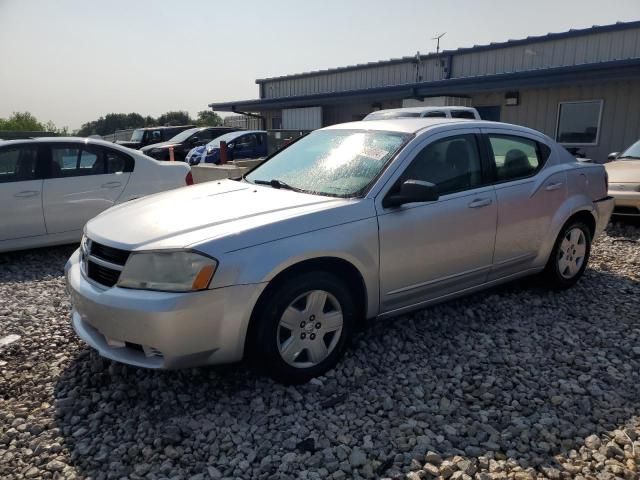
[105,149,134,174]
[487,135,549,182]
[556,100,603,145]
[402,134,483,196]
[0,146,39,183]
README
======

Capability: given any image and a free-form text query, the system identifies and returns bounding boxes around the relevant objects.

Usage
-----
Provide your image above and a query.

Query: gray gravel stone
[1,225,640,480]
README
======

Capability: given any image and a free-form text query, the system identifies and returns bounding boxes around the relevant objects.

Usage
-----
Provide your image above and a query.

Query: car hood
[86,180,370,252]
[605,160,640,182]
[141,141,180,152]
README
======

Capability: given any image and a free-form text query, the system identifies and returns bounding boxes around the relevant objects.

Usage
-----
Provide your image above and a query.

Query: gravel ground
[1,221,639,480]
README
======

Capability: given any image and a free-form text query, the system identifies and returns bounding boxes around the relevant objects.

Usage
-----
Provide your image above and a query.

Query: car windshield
[619,140,640,159]
[205,131,249,149]
[245,129,409,197]
[167,128,199,143]
[130,129,144,142]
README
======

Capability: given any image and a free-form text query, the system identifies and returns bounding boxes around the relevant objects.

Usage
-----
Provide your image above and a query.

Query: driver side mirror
[227,143,235,149]
[607,152,619,161]
[382,180,439,208]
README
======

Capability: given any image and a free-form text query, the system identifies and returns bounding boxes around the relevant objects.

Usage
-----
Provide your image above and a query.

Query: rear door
[0,143,47,241]
[480,129,565,279]
[42,144,131,234]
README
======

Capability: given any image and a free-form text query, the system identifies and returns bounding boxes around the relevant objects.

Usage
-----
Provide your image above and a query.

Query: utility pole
[432,32,446,55]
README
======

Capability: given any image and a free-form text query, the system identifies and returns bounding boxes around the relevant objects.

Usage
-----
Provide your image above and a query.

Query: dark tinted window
[423,111,447,118]
[487,135,549,182]
[0,145,39,183]
[51,145,105,178]
[402,134,483,196]
[556,101,602,145]
[450,110,476,119]
[105,149,134,173]
[236,134,256,148]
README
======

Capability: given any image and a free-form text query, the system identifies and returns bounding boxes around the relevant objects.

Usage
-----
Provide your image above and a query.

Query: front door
[42,144,130,235]
[0,143,46,241]
[377,131,497,313]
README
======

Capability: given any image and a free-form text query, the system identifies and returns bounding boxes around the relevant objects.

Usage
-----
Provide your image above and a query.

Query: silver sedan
[65,119,614,383]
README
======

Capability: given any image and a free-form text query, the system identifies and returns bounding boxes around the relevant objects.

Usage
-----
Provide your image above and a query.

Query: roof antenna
[432,32,446,55]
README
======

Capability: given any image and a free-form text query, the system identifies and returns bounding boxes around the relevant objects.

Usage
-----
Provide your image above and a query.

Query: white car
[364,106,481,121]
[0,137,192,253]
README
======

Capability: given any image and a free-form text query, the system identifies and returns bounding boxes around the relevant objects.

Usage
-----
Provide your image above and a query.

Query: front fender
[210,217,380,318]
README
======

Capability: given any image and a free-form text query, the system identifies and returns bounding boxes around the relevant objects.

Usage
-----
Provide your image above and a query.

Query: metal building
[210,21,640,161]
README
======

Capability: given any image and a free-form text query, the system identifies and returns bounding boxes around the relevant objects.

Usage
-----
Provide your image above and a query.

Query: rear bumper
[594,196,615,235]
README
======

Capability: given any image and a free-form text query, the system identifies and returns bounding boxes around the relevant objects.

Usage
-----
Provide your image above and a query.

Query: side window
[236,134,256,148]
[423,111,447,118]
[199,130,215,142]
[451,110,476,119]
[0,146,39,183]
[105,149,134,174]
[51,146,105,177]
[402,134,483,196]
[487,135,548,182]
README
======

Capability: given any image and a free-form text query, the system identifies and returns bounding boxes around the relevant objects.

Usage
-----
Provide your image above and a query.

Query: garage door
[282,107,322,130]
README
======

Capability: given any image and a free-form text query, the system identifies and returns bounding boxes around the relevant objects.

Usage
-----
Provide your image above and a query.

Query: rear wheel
[542,220,592,289]
[252,272,356,384]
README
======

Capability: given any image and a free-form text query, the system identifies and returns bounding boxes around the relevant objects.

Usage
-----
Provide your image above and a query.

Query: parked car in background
[66,118,612,383]
[605,139,640,216]
[0,138,192,253]
[116,125,196,150]
[364,106,481,121]
[141,127,239,162]
[187,130,267,165]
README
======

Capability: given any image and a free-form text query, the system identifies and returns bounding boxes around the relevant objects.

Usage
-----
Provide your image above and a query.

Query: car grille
[84,240,130,287]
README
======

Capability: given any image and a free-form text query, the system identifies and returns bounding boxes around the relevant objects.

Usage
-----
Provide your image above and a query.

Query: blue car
[187,130,268,165]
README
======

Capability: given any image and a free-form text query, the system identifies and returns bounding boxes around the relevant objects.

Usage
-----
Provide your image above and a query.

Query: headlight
[117,251,217,292]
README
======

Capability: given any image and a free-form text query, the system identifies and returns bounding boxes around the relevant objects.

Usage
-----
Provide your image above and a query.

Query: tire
[541,220,592,290]
[251,271,356,384]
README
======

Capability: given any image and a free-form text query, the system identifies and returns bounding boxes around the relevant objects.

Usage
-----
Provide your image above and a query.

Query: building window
[271,117,282,129]
[555,100,603,146]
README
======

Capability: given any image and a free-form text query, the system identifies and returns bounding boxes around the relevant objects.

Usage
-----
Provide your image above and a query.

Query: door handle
[545,182,564,191]
[468,198,492,208]
[101,181,122,189]
[14,190,40,198]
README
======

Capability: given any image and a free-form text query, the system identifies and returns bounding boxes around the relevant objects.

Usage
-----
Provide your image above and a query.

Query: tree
[0,112,45,131]
[196,110,223,127]
[156,111,192,126]
[77,112,148,136]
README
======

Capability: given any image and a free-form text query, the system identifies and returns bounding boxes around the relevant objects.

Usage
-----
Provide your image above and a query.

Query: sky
[0,0,638,130]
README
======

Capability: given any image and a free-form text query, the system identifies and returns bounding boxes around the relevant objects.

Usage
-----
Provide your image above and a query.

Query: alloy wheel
[557,227,587,279]
[277,290,343,368]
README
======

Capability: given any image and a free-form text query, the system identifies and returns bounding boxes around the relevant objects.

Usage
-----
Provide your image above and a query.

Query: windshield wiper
[253,179,304,192]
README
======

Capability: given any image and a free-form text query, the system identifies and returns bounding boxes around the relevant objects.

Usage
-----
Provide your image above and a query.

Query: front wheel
[541,220,592,289]
[252,272,356,384]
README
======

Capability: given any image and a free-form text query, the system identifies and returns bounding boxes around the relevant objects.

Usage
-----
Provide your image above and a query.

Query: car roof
[0,136,145,154]
[322,118,546,137]
[374,106,477,115]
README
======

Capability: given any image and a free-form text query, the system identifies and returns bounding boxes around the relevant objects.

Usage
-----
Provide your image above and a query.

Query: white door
[0,144,46,241]
[42,144,131,234]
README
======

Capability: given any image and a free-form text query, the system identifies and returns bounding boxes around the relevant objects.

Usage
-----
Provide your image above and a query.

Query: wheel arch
[243,256,369,359]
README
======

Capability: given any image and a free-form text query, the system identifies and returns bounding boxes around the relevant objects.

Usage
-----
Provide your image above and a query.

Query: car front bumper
[609,190,640,216]
[65,249,267,369]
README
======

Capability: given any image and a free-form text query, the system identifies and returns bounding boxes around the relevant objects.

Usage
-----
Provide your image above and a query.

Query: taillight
[185,171,194,186]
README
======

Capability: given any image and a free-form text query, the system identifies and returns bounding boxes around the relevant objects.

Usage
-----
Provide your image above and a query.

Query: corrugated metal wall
[471,79,640,161]
[282,107,323,130]
[261,27,640,99]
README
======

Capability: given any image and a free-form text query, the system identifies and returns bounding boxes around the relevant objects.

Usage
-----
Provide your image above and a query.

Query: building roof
[209,58,640,112]
[255,20,640,84]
